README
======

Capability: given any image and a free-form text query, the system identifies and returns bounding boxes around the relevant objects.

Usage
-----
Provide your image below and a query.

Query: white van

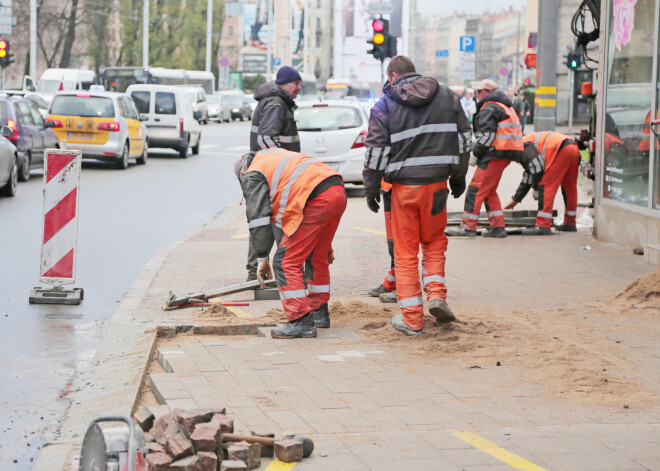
[36,68,97,104]
[126,84,201,158]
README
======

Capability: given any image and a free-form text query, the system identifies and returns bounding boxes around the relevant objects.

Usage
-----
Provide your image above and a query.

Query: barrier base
[29,287,84,305]
[254,287,281,301]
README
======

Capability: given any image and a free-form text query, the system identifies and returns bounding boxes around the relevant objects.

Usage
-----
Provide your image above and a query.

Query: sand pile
[615,267,660,308]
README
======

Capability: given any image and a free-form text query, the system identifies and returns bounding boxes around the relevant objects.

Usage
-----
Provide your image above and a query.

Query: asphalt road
[0,120,251,469]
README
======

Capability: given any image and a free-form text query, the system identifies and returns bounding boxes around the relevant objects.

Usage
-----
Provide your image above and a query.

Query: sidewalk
[39,177,660,470]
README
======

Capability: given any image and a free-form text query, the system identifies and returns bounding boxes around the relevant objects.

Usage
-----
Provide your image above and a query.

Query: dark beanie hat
[275,66,302,85]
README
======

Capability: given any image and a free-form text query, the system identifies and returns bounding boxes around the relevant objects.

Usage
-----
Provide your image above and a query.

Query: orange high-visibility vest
[523,131,570,171]
[381,179,392,192]
[639,110,660,152]
[483,101,524,151]
[248,149,341,236]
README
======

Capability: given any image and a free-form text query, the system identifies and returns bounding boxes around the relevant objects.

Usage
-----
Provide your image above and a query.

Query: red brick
[190,422,221,452]
[210,414,234,433]
[220,460,247,471]
[196,451,218,471]
[165,432,194,460]
[169,454,199,471]
[150,413,180,446]
[274,438,303,463]
[146,452,172,471]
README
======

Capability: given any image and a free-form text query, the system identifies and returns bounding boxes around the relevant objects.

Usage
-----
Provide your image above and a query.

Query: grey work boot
[484,227,507,238]
[522,226,553,235]
[270,313,317,339]
[379,290,398,303]
[556,224,577,232]
[368,284,392,297]
[311,303,330,328]
[428,300,456,324]
[246,271,257,282]
[391,314,424,336]
[446,227,477,237]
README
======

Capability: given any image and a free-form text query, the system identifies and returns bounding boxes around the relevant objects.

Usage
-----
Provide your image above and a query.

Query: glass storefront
[602,0,658,208]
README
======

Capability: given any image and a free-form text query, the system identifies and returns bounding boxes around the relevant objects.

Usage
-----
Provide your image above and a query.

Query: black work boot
[446,227,478,237]
[270,313,317,339]
[311,303,330,328]
[522,226,553,235]
[484,227,507,238]
[368,284,391,297]
[556,224,577,232]
[246,271,257,282]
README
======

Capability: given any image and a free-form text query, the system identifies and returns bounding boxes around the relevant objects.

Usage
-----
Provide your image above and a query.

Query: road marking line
[228,306,252,318]
[451,431,547,471]
[232,233,249,239]
[264,460,296,471]
[353,226,386,236]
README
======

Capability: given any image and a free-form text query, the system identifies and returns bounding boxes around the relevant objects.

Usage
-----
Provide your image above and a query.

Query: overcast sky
[416,0,526,15]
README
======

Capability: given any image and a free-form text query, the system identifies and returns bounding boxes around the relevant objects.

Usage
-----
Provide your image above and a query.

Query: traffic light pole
[30,0,37,78]
[535,0,559,132]
[143,0,149,67]
[381,59,384,86]
[568,68,574,132]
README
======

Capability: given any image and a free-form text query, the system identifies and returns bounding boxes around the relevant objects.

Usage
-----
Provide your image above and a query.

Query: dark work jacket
[472,90,524,166]
[250,82,301,153]
[362,73,472,196]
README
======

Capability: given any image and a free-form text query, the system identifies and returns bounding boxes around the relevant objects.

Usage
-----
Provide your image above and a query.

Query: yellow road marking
[451,430,547,471]
[536,86,556,95]
[353,226,386,236]
[232,233,249,239]
[227,306,252,318]
[264,460,296,470]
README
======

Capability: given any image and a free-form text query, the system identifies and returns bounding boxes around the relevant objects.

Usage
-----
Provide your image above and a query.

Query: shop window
[603,0,656,207]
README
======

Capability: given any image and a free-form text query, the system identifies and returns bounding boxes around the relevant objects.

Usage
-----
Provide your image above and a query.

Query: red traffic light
[372,20,384,32]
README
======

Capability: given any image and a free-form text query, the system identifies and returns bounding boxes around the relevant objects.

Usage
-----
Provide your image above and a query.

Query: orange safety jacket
[523,131,570,171]
[247,148,340,236]
[639,110,660,152]
[482,101,524,151]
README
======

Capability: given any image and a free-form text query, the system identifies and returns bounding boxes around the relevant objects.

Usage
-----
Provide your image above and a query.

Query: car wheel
[192,135,200,155]
[1,156,18,197]
[19,152,31,182]
[136,141,148,165]
[179,138,189,159]
[116,142,129,169]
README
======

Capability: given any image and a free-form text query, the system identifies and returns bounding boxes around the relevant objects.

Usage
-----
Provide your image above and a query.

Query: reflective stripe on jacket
[483,101,524,151]
[247,149,340,236]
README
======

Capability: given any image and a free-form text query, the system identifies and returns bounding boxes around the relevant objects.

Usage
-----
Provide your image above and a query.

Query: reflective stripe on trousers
[461,159,510,231]
[535,144,580,229]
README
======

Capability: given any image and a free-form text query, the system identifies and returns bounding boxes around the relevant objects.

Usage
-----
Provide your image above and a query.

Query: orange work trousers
[381,190,396,291]
[536,144,580,229]
[391,181,449,331]
[461,159,510,231]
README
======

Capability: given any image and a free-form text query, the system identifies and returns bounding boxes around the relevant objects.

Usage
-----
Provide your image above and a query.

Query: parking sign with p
[460,35,475,52]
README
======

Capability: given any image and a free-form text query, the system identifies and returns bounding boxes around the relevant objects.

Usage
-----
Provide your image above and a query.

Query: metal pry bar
[164,279,277,309]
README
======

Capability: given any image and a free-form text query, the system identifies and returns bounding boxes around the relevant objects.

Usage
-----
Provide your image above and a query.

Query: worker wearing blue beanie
[275,66,303,85]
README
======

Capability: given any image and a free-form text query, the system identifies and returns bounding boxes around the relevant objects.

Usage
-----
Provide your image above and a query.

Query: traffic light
[0,39,13,68]
[563,46,583,70]
[367,18,396,60]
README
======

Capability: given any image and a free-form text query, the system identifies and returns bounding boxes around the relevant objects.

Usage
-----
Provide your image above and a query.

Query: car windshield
[295,106,363,131]
[50,95,115,117]
[37,80,75,93]
[207,95,219,104]
[224,96,243,107]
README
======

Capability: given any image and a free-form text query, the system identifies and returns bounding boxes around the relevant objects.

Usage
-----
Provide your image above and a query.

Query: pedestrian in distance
[447,79,524,238]
[243,66,303,282]
[236,149,346,339]
[363,55,472,336]
[461,88,477,122]
[504,131,581,235]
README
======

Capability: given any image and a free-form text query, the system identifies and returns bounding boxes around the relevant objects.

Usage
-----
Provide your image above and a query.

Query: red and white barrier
[39,149,82,285]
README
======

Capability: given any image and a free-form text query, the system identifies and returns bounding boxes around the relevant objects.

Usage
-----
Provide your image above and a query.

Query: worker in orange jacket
[237,149,346,338]
[504,131,581,234]
[368,181,397,302]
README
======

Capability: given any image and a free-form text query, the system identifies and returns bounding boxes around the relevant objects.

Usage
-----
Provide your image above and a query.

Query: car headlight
[232,108,239,112]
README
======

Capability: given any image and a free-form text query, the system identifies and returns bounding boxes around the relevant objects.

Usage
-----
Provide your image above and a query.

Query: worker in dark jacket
[504,131,581,234]
[244,66,302,281]
[363,56,472,336]
[237,148,346,339]
[448,79,524,238]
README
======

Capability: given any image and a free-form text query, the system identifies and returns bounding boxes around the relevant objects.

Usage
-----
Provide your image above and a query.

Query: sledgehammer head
[283,434,314,458]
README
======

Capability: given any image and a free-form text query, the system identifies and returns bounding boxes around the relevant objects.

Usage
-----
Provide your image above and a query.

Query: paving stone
[169,454,199,471]
[145,452,172,470]
[226,441,261,470]
[145,442,166,454]
[250,431,275,457]
[211,413,234,433]
[134,405,155,432]
[150,413,181,446]
[166,399,199,411]
[174,409,206,433]
[196,451,218,471]
[274,438,303,463]
[220,460,247,471]
[150,376,191,404]
[190,421,222,452]
[166,432,194,460]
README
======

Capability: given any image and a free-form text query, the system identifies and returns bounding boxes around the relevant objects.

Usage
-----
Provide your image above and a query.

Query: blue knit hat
[275,66,302,85]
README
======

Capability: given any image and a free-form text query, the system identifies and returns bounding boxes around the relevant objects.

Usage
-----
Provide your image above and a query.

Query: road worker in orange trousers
[237,149,346,339]
[504,131,581,234]
[363,56,472,336]
[368,181,398,303]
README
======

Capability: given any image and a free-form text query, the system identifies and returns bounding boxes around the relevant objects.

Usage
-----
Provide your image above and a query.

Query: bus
[99,67,215,94]
[324,79,374,100]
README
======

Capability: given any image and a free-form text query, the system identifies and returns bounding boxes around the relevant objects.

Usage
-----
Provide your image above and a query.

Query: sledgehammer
[223,433,314,458]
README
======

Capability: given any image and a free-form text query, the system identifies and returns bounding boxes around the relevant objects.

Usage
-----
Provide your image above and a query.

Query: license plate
[325,162,340,171]
[67,132,93,139]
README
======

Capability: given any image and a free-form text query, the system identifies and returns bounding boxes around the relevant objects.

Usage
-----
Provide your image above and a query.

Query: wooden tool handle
[223,433,275,446]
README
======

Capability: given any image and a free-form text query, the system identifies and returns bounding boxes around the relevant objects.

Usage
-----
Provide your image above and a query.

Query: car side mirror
[0,126,11,137]
[44,119,56,128]
[140,114,149,122]
[193,111,202,120]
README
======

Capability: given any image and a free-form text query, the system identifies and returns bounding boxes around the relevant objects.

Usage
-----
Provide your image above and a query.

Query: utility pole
[267,0,273,78]
[205,0,212,72]
[514,8,521,89]
[143,0,149,68]
[30,0,37,78]
[535,0,558,132]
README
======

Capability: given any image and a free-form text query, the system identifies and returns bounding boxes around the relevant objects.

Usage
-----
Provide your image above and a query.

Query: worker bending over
[363,56,472,336]
[237,149,346,339]
[505,131,581,234]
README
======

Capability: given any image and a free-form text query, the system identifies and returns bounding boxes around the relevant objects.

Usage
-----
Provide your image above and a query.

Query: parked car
[0,95,59,181]
[48,91,148,169]
[127,84,201,158]
[206,95,231,123]
[222,94,252,121]
[0,126,18,197]
[182,86,209,124]
[295,101,369,184]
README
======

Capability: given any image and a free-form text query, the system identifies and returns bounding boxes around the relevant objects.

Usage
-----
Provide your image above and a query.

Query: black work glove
[449,178,466,198]
[366,193,381,213]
